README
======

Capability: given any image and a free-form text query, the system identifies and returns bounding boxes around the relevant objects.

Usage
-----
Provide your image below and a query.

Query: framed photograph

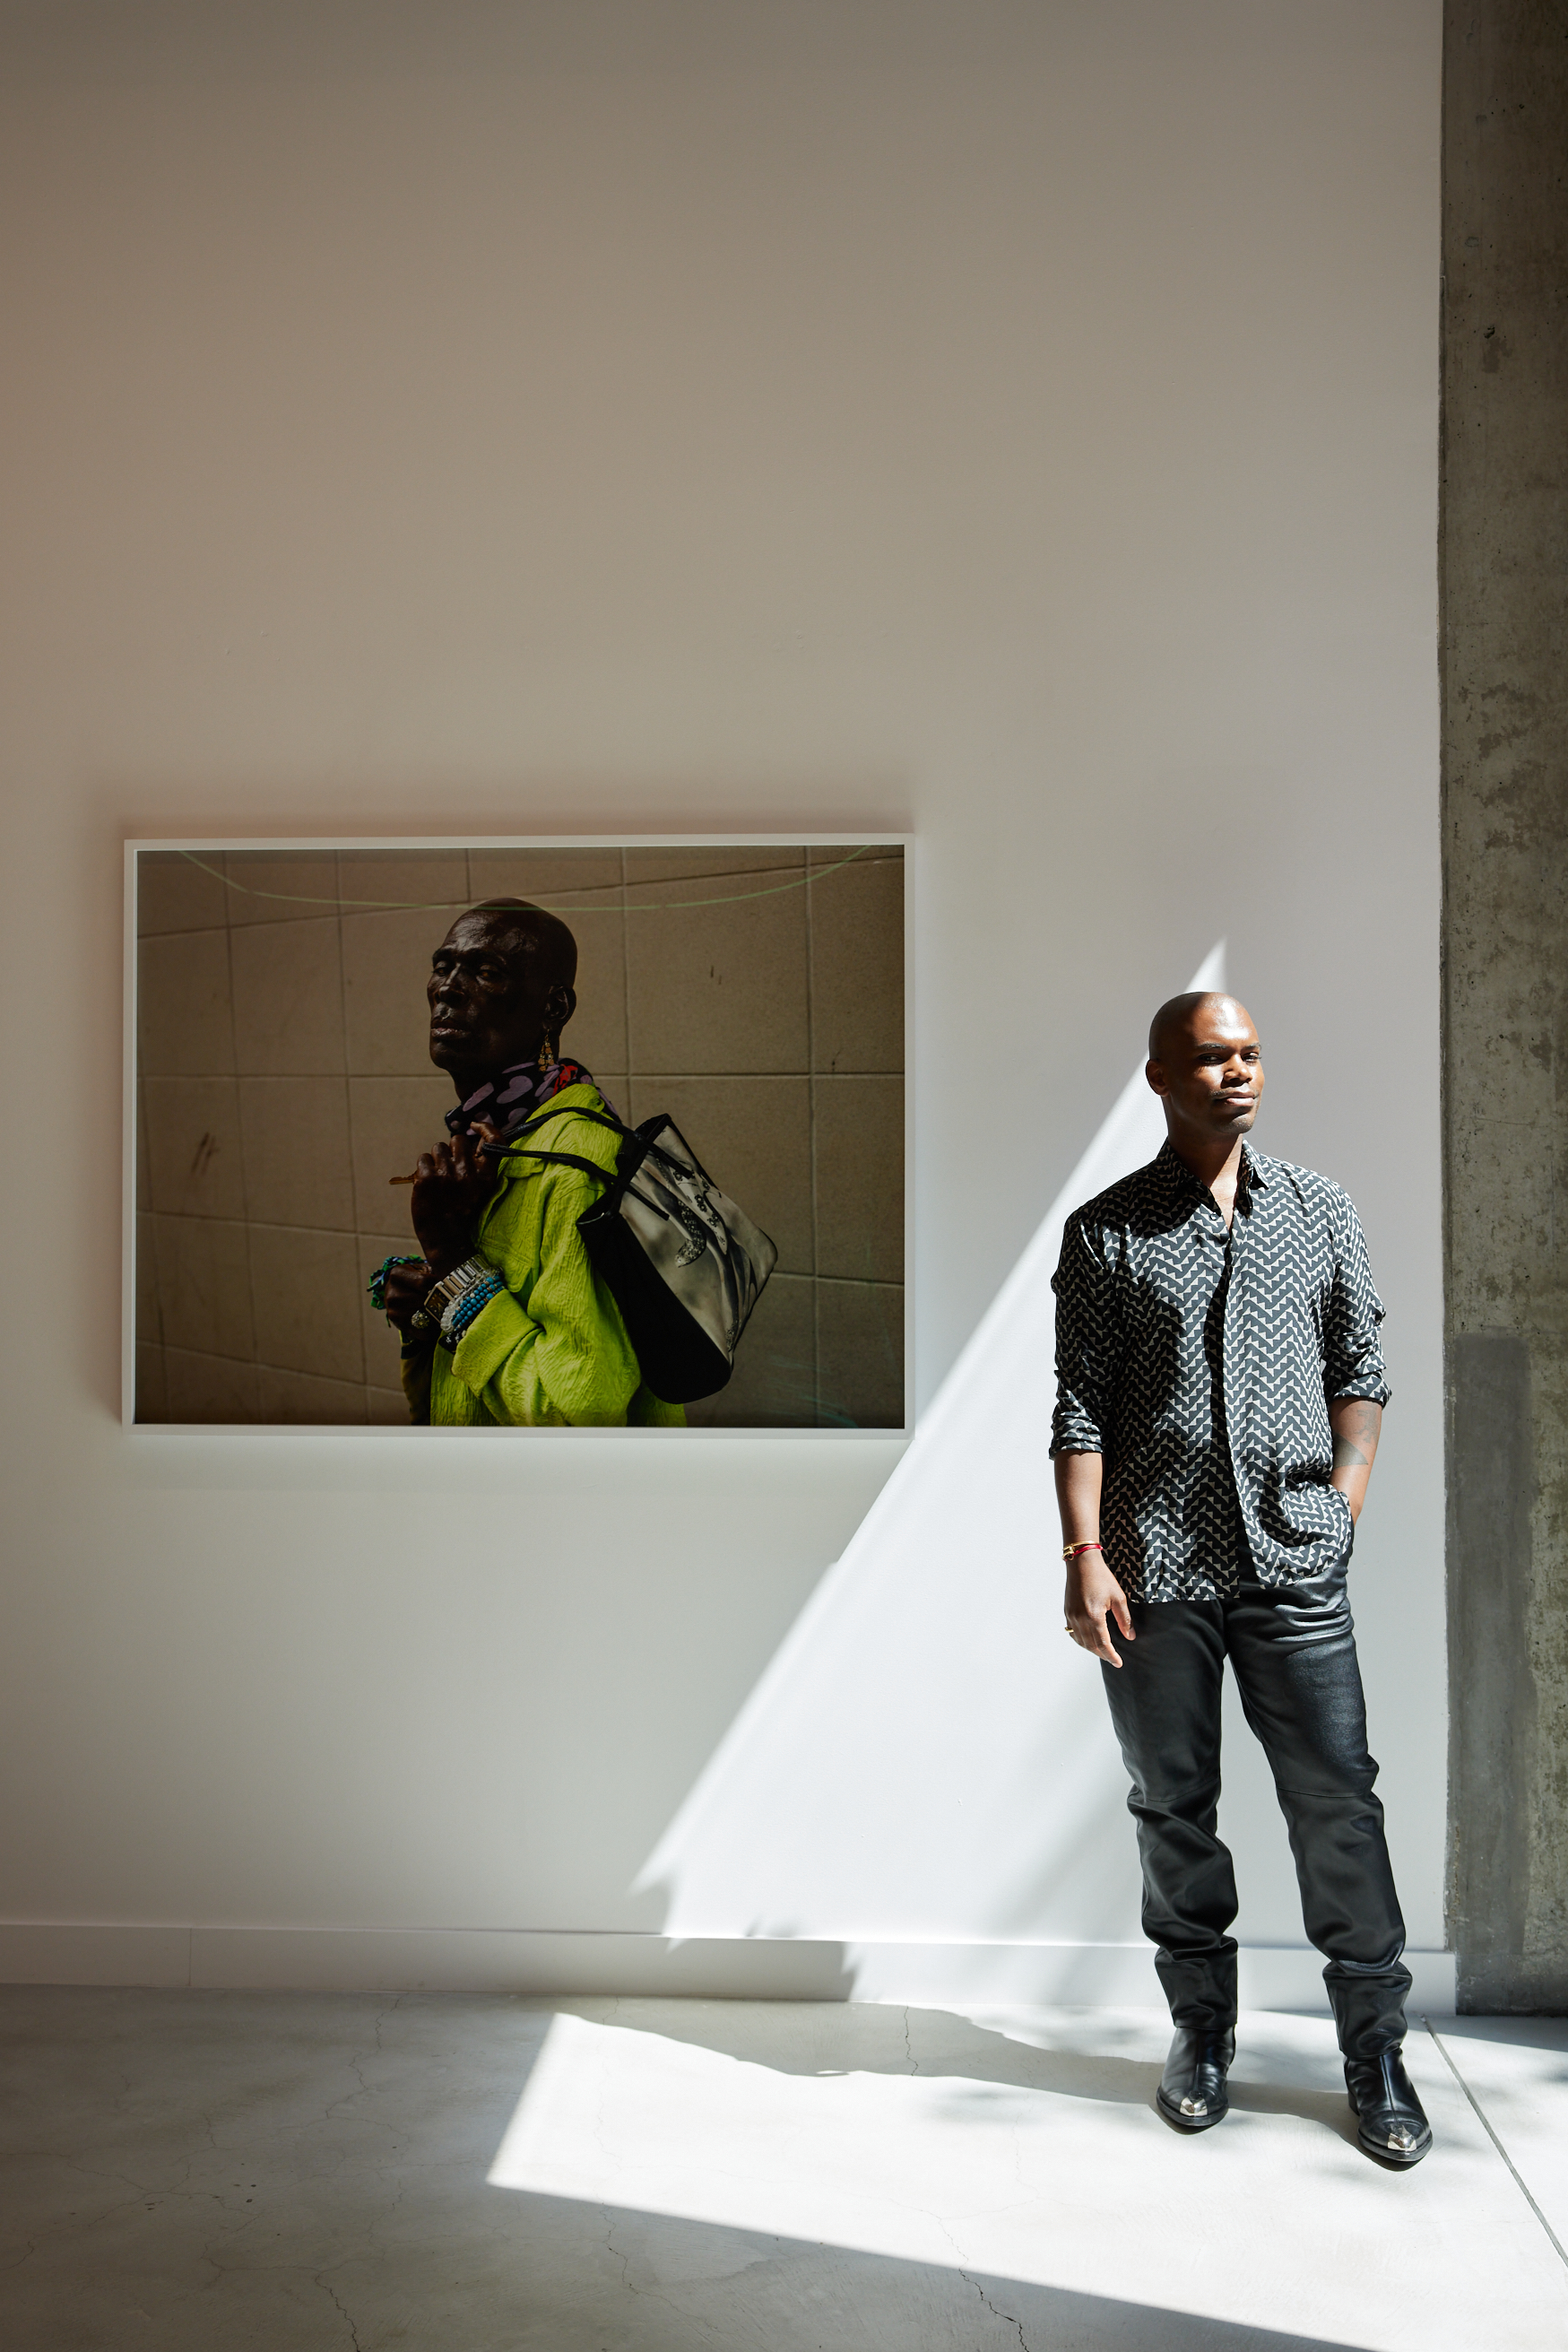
[125,838,907,1433]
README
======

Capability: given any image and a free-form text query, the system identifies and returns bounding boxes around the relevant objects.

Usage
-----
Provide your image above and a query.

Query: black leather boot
[1344,2047,1433,2166]
[1157,2026,1234,2131]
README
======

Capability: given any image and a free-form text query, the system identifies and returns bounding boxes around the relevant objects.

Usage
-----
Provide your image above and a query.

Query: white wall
[0,1,1442,1983]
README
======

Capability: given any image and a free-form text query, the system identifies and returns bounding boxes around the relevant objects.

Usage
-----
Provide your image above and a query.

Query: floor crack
[958,2268,1032,2351]
[602,2204,632,2295]
[371,1993,403,2058]
[326,1993,406,2120]
[903,2006,918,2075]
[317,2272,365,2350]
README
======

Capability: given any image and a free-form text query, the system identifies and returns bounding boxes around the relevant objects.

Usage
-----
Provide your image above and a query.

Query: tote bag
[502,1103,778,1404]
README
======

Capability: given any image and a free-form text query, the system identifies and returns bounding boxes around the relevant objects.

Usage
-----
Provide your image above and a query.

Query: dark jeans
[1100,1563,1410,2059]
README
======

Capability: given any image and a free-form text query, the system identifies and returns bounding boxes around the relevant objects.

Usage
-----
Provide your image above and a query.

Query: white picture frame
[125,834,912,1436]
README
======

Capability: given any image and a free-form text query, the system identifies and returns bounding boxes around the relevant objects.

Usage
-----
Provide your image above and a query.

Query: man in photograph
[1050,992,1431,2166]
[377,898,684,1428]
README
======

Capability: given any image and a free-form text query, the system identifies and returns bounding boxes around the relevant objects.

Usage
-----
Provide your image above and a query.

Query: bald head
[1144,990,1263,1161]
[1148,991,1249,1064]
[463,897,578,993]
[428,898,580,1085]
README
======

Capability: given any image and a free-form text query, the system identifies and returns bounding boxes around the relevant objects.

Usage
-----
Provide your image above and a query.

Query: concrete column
[1442,2,1568,2011]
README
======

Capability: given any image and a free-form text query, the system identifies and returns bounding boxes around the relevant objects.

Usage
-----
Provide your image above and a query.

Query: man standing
[1051,992,1431,2166]
[377,897,684,1428]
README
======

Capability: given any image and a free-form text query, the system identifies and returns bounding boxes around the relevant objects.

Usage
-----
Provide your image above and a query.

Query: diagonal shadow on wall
[631,948,1226,1955]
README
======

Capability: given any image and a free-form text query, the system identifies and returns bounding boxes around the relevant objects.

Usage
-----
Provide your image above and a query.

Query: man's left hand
[410,1119,503,1279]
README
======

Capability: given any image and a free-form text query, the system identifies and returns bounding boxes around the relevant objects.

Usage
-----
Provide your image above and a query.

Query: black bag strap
[493,1141,671,1224]
[507,1104,689,1165]
[505,1146,614,1185]
[490,1100,710,1198]
[498,1102,637,1148]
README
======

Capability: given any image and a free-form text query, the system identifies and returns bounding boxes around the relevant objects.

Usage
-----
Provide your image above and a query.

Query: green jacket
[403,1082,686,1428]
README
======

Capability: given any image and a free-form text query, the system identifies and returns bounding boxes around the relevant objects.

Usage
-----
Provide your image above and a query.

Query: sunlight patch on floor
[488,2001,1567,2351]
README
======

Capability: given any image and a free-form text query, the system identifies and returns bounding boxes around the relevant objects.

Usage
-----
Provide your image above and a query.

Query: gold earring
[538,1033,558,1071]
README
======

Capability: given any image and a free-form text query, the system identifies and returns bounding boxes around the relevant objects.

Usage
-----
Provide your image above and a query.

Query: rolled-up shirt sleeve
[1322,1201,1392,1408]
[1050,1212,1114,1456]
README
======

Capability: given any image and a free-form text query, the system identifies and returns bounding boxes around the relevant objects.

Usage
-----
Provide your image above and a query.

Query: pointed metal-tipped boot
[1157,2026,1234,2131]
[1344,2046,1432,2166]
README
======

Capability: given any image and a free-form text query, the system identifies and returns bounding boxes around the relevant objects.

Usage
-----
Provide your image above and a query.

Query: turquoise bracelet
[438,1271,505,1350]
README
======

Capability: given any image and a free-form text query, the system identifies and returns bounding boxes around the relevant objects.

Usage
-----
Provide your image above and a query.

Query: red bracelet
[1062,1540,1104,1561]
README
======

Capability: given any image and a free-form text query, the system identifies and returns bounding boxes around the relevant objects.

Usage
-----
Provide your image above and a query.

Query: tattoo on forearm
[1330,1398,1380,1473]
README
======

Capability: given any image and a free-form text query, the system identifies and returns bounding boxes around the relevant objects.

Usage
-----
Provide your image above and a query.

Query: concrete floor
[1,1991,1564,2350]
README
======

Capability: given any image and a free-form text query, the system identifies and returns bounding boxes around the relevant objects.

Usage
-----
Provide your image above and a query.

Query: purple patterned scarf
[446,1056,617,1152]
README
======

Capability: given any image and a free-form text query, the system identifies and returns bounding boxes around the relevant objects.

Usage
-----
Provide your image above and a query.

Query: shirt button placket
[1218,1215,1248,1583]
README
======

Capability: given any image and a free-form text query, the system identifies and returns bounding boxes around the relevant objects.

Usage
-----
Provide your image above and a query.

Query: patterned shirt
[1050,1140,1390,1601]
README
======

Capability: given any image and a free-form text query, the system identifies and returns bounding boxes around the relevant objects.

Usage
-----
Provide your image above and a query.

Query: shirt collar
[1155,1137,1270,1205]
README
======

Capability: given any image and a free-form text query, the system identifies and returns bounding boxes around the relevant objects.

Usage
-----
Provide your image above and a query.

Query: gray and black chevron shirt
[1049,1140,1390,1602]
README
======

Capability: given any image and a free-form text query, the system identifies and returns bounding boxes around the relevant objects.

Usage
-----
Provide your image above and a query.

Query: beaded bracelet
[438,1271,506,1351]
[368,1253,427,1319]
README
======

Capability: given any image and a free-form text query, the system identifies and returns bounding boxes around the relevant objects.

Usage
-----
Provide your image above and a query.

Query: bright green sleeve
[446,1166,645,1427]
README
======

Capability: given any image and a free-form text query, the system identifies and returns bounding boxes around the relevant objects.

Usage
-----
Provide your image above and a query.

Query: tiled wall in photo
[134,844,905,1428]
